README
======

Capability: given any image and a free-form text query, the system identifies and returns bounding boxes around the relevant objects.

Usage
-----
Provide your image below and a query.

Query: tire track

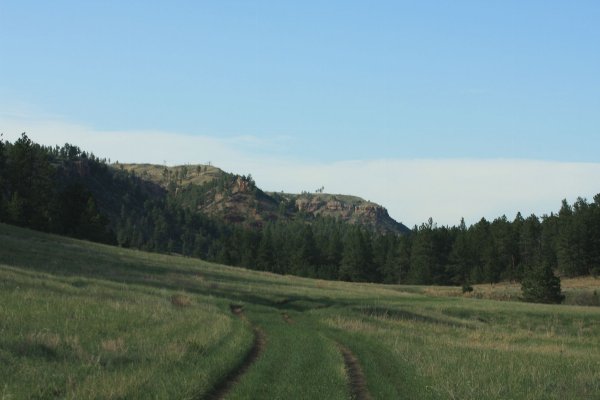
[339,345,372,400]
[279,310,370,399]
[205,305,266,400]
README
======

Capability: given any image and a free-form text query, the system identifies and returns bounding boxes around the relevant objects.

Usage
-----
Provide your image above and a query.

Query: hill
[1,223,599,399]
[119,163,410,234]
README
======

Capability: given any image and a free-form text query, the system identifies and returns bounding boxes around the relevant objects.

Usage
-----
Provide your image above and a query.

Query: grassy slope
[1,223,599,399]
[0,225,253,399]
[119,163,224,187]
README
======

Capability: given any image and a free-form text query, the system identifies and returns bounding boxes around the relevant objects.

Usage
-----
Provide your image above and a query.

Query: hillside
[1,223,599,399]
[119,163,410,234]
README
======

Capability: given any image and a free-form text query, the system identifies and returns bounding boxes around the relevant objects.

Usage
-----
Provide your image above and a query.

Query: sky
[1,1,600,226]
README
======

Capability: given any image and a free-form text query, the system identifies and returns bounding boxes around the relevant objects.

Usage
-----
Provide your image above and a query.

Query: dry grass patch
[414,277,600,306]
[324,316,378,333]
[101,338,127,353]
[561,276,600,289]
[170,293,192,307]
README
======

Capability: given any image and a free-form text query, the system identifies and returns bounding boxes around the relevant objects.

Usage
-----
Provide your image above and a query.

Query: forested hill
[1,133,599,285]
[118,163,410,234]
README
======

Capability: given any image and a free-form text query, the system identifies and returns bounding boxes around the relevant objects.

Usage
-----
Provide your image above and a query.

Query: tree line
[1,134,598,290]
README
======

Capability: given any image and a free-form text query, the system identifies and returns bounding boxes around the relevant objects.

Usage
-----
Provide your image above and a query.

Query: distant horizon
[2,1,599,226]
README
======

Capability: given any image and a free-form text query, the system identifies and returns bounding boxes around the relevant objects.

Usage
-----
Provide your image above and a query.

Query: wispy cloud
[2,112,599,227]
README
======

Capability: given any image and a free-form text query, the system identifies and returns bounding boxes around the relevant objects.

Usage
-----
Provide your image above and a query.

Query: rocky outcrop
[293,194,409,234]
[232,176,252,194]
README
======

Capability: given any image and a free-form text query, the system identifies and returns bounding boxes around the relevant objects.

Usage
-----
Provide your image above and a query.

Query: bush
[461,283,474,294]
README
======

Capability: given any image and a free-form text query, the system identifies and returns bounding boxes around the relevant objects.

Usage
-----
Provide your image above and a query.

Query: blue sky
[2,1,600,225]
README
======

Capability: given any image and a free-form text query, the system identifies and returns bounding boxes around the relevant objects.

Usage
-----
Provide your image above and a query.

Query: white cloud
[1,115,244,167]
[246,158,600,227]
[2,112,599,227]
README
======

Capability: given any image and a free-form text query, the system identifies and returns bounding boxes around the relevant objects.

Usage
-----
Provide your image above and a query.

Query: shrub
[461,283,474,294]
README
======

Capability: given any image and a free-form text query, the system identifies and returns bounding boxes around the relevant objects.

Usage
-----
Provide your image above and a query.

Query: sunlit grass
[321,297,600,399]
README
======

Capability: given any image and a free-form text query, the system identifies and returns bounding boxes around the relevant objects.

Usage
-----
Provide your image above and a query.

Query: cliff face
[195,176,280,227]
[117,164,409,234]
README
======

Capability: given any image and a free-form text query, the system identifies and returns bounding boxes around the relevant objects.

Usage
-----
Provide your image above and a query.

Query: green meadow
[1,223,599,399]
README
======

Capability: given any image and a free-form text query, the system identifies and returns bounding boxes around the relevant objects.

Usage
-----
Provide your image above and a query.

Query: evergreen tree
[375,235,400,284]
[431,226,453,284]
[447,218,472,285]
[491,215,519,281]
[238,229,258,269]
[394,235,412,284]
[5,192,24,224]
[518,214,542,279]
[81,196,113,243]
[5,133,55,229]
[572,198,593,274]
[556,199,588,276]
[325,227,343,272]
[293,224,319,274]
[257,226,275,272]
[540,213,559,269]
[339,228,374,282]
[408,219,437,284]
[590,195,600,276]
[521,264,565,304]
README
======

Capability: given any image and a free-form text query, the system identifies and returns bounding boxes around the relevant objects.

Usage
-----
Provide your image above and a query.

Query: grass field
[1,223,599,399]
